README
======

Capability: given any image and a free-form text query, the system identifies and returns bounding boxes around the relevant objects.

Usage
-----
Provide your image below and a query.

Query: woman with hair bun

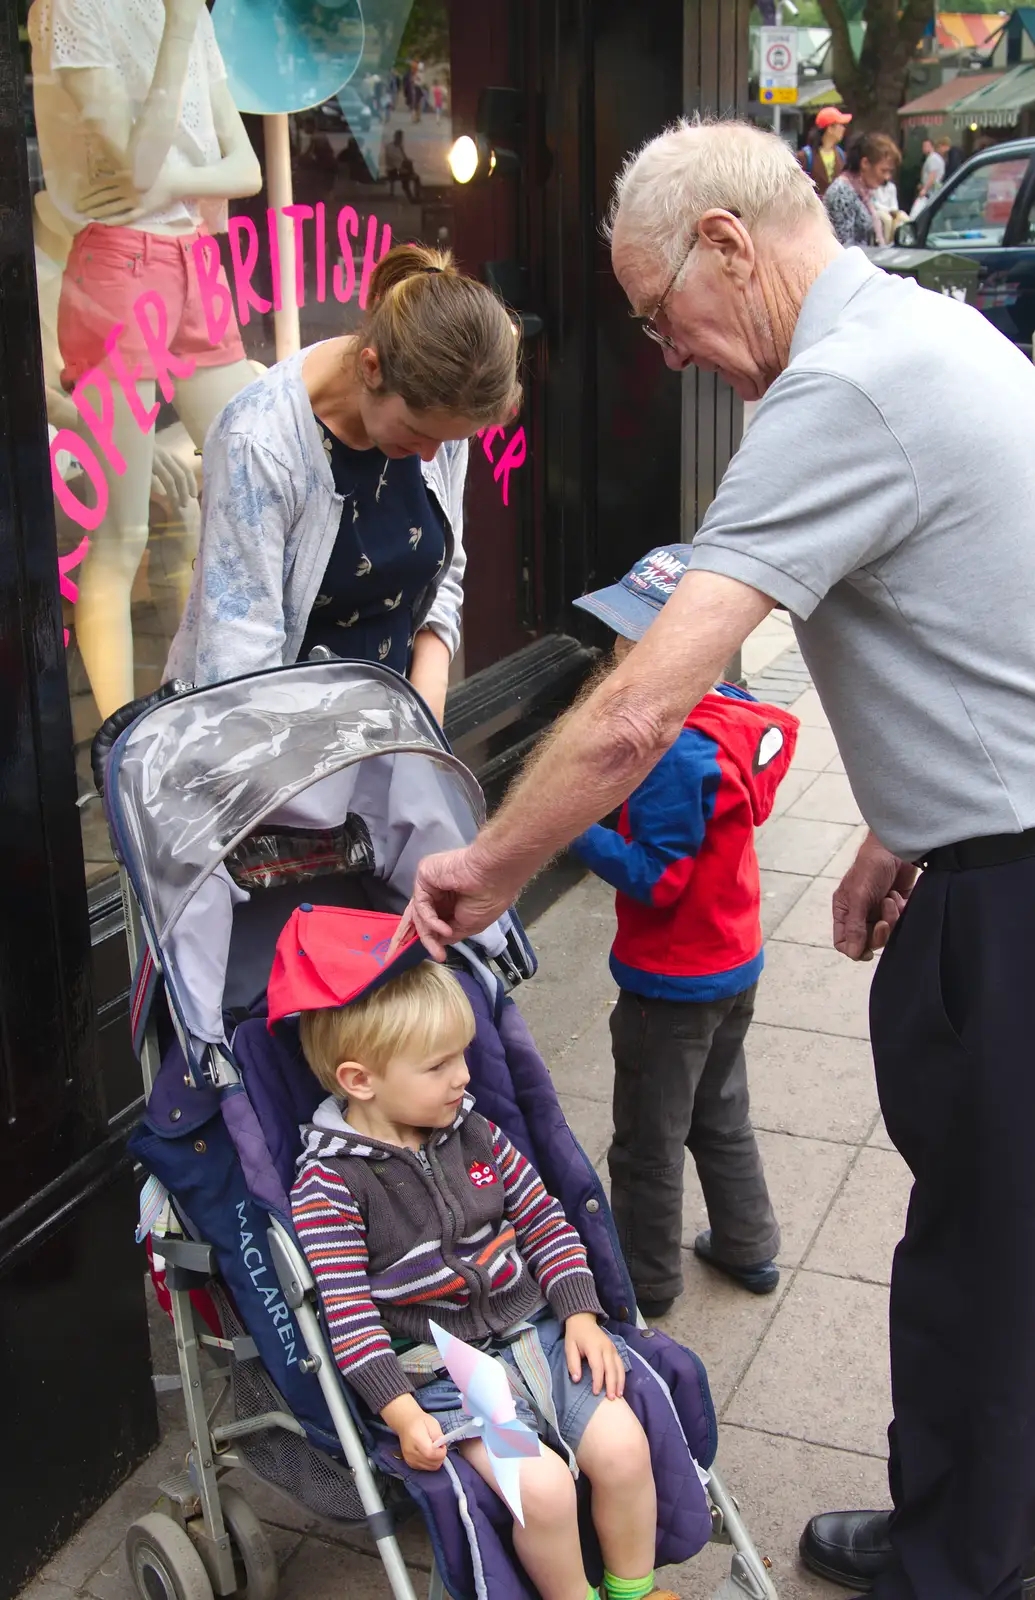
[166,243,522,722]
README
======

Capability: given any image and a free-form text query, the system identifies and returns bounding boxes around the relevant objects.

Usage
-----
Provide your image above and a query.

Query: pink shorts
[58,223,246,390]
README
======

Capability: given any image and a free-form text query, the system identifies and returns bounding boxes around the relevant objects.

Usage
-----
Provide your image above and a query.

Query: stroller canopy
[105,663,517,1063]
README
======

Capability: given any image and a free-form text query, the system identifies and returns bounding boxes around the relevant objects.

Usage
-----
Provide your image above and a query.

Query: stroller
[92,658,779,1600]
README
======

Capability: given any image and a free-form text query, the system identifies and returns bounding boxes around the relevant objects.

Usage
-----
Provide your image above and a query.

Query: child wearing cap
[277,905,676,1600]
[570,547,799,1317]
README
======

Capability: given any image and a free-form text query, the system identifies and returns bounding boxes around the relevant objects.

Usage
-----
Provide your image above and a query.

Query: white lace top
[28,0,229,232]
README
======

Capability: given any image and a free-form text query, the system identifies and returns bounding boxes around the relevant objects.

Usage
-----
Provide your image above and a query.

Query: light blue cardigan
[165,346,468,686]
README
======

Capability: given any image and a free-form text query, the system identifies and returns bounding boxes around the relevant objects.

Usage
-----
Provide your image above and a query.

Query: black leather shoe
[799,1510,891,1590]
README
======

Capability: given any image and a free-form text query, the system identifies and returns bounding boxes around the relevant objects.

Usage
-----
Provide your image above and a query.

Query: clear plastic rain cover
[108,662,486,946]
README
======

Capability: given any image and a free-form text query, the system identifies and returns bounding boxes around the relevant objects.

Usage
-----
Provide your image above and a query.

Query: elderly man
[401,120,1035,1600]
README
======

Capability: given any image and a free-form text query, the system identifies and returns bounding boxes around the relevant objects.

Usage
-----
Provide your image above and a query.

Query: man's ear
[335,1060,377,1101]
[696,210,755,283]
[358,346,384,389]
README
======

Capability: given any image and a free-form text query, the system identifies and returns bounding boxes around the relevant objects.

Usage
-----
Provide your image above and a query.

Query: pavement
[19,613,906,1600]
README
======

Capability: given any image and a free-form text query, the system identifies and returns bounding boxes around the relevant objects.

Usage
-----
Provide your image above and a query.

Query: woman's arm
[421,439,469,660]
[408,629,450,725]
[179,430,294,685]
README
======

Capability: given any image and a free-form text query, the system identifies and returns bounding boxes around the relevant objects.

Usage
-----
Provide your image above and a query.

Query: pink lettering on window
[476,422,528,507]
[58,535,90,647]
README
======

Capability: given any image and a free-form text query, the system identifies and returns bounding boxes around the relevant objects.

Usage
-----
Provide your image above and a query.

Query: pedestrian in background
[825,131,901,246]
[569,546,798,1319]
[912,135,946,214]
[796,106,851,198]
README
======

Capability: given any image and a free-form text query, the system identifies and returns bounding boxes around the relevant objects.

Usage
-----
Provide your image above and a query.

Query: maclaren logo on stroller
[237,1202,299,1366]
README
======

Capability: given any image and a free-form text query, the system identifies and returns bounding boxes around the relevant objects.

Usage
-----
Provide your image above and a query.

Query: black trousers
[608,986,779,1302]
[870,857,1035,1600]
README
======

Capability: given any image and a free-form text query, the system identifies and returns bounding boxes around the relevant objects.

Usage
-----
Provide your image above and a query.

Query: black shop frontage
[0,1,750,1589]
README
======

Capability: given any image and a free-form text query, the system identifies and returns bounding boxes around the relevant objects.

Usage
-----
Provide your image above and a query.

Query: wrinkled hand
[393,844,519,962]
[564,1313,625,1400]
[832,835,917,961]
[151,444,198,511]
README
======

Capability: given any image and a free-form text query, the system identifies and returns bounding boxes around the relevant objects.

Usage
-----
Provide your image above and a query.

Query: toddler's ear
[336,1060,376,1101]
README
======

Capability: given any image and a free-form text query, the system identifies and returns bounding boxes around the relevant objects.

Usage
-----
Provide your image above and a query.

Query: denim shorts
[381,1312,630,1459]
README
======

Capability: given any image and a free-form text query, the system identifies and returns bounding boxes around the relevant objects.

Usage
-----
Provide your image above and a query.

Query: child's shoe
[693,1230,779,1294]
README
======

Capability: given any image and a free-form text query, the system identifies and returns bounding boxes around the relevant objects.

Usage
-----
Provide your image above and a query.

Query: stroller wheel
[126,1513,213,1600]
[220,1487,278,1600]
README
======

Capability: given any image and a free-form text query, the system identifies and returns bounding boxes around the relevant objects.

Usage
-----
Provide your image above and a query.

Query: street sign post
[759,25,798,137]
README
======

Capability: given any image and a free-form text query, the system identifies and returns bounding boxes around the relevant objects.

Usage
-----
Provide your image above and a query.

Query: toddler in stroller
[91,659,778,1600]
[278,905,672,1600]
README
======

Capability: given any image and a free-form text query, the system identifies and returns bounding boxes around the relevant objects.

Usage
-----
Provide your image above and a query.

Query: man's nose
[419,443,439,462]
[663,345,687,372]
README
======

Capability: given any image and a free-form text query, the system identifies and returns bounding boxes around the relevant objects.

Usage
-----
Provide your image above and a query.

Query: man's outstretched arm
[405,570,774,956]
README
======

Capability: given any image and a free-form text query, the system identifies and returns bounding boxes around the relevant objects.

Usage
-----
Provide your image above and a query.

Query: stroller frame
[100,667,779,1600]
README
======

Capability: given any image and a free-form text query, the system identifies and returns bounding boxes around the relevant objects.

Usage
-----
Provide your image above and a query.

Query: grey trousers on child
[608,984,780,1303]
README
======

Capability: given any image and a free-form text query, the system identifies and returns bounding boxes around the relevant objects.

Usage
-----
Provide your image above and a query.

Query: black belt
[919,827,1035,873]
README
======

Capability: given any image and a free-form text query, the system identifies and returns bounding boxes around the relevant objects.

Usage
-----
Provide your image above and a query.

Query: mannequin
[29,0,263,717]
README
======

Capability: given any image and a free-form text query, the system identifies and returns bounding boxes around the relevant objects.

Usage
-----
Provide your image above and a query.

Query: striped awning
[935,13,1007,53]
[899,72,1002,126]
[950,62,1035,127]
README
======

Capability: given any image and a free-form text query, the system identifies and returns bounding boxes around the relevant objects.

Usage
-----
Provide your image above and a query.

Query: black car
[896,137,1035,355]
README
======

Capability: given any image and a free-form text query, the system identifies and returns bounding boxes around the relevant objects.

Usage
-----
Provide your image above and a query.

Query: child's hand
[381,1395,448,1471]
[564,1312,625,1399]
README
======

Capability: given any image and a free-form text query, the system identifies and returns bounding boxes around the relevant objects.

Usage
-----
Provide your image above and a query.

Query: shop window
[20,0,529,891]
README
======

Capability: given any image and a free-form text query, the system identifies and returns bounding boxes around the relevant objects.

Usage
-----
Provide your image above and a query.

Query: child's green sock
[603,1573,655,1600]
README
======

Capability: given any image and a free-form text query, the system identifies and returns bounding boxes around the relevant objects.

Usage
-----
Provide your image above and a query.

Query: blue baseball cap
[573,544,694,639]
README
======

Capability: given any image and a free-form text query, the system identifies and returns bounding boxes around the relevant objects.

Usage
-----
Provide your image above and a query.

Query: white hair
[607,116,827,279]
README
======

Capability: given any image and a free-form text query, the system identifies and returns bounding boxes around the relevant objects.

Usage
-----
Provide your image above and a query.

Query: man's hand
[833,832,917,961]
[381,1394,447,1471]
[564,1313,625,1400]
[395,843,519,961]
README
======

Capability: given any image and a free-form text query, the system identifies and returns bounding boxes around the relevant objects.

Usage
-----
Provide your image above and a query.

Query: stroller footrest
[158,1470,201,1515]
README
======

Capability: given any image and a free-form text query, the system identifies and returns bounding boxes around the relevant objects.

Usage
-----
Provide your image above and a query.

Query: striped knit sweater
[290,1093,604,1413]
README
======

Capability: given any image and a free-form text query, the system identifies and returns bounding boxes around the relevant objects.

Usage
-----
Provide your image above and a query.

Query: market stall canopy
[935,14,1008,54]
[899,71,1002,128]
[950,62,1035,127]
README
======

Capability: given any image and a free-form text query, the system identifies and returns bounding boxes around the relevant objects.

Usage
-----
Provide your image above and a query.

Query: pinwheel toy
[429,1321,543,1524]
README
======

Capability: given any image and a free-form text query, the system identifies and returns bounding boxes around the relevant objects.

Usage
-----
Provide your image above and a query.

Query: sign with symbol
[759,26,798,105]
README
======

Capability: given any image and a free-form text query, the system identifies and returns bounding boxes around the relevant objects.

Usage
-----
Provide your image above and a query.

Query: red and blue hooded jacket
[571,685,799,1002]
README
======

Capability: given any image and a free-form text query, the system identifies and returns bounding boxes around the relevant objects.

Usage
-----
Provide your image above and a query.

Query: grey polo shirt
[689,247,1035,861]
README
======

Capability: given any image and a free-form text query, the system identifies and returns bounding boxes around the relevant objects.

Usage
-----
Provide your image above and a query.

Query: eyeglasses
[639,208,742,350]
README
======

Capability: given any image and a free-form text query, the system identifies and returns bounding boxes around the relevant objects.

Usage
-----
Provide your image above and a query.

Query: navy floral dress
[300,421,446,673]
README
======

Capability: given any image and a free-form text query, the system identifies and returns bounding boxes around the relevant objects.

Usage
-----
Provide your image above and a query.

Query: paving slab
[869,1115,896,1151]
[806,1147,912,1286]
[746,1024,878,1145]
[679,1131,852,1269]
[770,875,840,948]
[754,941,874,1040]
[821,822,869,880]
[787,773,863,827]
[652,1253,791,1417]
[825,751,847,775]
[277,1536,413,1600]
[789,723,840,772]
[760,870,812,937]
[768,765,819,821]
[514,873,616,1065]
[660,1426,890,1600]
[788,687,830,727]
[546,1003,617,1104]
[558,1088,616,1166]
[726,1271,892,1458]
[756,816,855,878]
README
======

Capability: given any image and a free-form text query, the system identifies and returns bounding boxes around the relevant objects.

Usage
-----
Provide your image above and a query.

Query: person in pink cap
[275,905,680,1600]
[797,106,851,198]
